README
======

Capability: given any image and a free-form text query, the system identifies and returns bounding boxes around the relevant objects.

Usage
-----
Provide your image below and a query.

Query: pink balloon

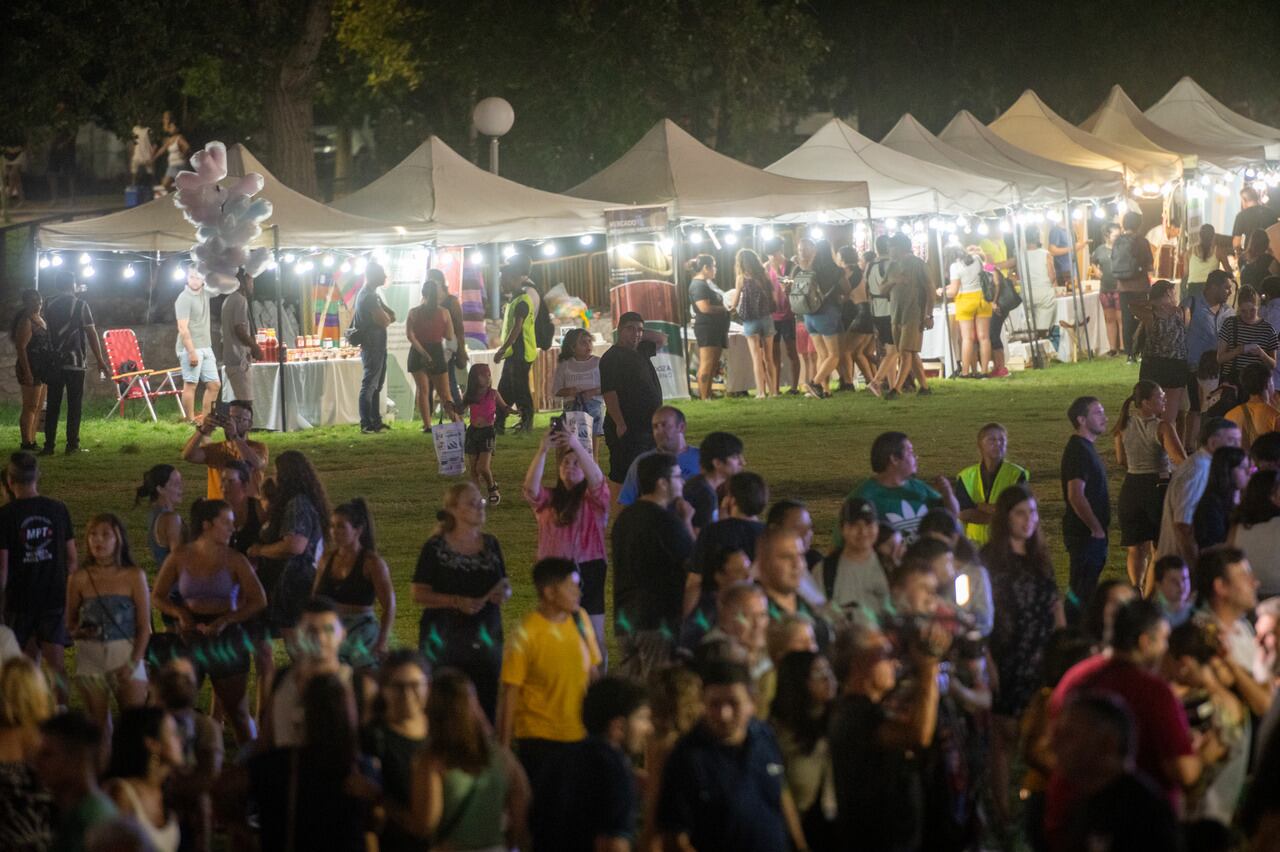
[228,174,264,198]
[174,171,206,191]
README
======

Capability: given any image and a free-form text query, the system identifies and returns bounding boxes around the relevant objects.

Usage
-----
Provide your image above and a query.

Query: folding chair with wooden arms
[102,328,186,421]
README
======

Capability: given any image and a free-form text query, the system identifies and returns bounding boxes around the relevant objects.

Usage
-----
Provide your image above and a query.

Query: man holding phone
[181,400,267,499]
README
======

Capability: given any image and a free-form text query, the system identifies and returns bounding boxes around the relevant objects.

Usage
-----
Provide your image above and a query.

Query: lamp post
[473,97,515,319]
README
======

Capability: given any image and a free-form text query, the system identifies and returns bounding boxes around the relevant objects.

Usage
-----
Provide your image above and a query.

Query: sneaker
[18,442,38,451]
[488,486,501,506]
[917,388,933,397]
[884,389,900,400]
[803,382,824,400]
[989,367,1010,378]
[64,445,86,454]
[786,387,802,396]
[360,426,379,434]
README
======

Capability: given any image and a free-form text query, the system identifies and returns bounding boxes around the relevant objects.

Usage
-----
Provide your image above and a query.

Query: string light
[354,257,368,275]
[171,266,185,282]
[808,226,824,239]
[999,221,1011,234]
[283,253,295,264]
[689,231,704,245]
[81,265,95,279]
[579,235,594,247]
[724,232,739,246]
[122,265,136,280]
[885,218,899,231]
[51,254,64,267]
[1199,174,1212,186]
[340,261,352,273]
[1071,209,1084,221]
[660,237,674,252]
[1094,207,1107,220]
[977,223,990,236]
[1046,210,1062,224]
[79,253,91,266]
[541,243,558,257]
[759,225,775,240]
[501,246,516,260]
[38,257,50,270]
[322,255,334,268]
[469,251,484,265]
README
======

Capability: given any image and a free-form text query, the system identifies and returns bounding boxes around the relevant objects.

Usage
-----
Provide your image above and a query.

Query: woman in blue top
[67,513,151,734]
[136,464,185,569]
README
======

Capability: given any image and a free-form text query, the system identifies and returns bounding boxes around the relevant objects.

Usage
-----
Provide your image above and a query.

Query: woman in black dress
[11,289,49,451]
[411,482,510,720]
[687,254,729,400]
[980,483,1064,832]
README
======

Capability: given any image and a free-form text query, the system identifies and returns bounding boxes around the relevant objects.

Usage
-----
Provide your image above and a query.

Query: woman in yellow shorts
[948,248,993,377]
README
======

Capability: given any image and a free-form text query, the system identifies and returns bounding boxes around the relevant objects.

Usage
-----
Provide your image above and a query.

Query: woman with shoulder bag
[948,247,994,378]
[730,248,779,399]
[838,246,877,391]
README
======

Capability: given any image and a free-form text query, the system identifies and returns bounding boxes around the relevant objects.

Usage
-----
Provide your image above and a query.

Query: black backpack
[1110,233,1139,280]
[528,285,554,351]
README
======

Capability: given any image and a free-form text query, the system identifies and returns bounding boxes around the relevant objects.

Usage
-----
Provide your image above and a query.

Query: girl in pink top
[461,364,510,505]
[521,424,610,660]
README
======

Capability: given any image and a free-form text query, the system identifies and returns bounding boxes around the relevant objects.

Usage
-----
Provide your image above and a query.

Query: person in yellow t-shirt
[1225,362,1280,450]
[497,556,602,782]
[180,399,267,499]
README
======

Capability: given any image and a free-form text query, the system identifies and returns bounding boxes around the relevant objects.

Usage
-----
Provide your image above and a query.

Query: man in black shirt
[656,661,793,852]
[1053,692,1178,852]
[611,453,695,678]
[829,625,946,852]
[0,452,76,702]
[41,268,107,455]
[352,261,395,433]
[600,312,663,491]
[1232,186,1280,261]
[685,471,767,614]
[1060,396,1110,624]
[757,527,833,652]
[531,676,652,851]
[683,431,745,534]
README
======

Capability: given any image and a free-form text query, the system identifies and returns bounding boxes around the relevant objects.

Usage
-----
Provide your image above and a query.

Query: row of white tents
[37,77,1280,258]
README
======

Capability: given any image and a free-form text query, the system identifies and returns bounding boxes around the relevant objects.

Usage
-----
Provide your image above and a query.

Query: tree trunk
[333,120,352,198]
[261,0,331,198]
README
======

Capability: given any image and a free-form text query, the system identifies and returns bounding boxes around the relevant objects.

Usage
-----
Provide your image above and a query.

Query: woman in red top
[406,274,459,430]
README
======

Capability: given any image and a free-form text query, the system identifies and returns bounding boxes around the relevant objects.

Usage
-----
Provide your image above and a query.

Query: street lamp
[473,97,515,318]
[473,97,515,175]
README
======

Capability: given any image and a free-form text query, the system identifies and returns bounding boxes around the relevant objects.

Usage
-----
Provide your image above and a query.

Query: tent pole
[1064,196,1094,361]
[273,225,286,432]
[933,225,957,378]
[673,219,693,399]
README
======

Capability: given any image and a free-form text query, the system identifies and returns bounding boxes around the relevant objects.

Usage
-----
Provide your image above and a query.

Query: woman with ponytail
[410,482,510,720]
[1113,380,1185,593]
[313,498,395,669]
[136,464,185,569]
[687,253,729,400]
[1185,224,1229,302]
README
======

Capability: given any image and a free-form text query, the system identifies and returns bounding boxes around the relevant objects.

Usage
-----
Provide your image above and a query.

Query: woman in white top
[154,111,190,191]
[1023,230,1058,339]
[552,327,603,457]
[105,707,184,852]
[947,247,993,378]
[1229,469,1280,598]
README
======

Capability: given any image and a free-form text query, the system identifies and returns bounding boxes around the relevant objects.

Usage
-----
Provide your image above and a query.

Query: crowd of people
[4,368,1280,850]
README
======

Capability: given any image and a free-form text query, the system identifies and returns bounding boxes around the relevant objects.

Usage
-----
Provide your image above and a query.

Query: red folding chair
[102,329,186,421]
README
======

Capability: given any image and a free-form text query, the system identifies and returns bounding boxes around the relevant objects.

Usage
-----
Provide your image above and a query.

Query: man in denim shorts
[174,266,221,422]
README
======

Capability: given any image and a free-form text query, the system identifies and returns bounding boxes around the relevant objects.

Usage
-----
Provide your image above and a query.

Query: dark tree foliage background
[3,0,1278,197]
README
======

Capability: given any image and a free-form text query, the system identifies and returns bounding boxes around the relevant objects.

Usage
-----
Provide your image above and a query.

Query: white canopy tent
[764,118,1017,217]
[38,144,432,252]
[333,136,622,243]
[1081,85,1261,172]
[939,111,1126,200]
[880,114,1067,206]
[1144,77,1280,160]
[989,91,1181,184]
[565,119,870,222]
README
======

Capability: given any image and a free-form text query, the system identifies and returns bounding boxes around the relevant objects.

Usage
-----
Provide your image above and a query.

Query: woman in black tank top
[312,498,394,669]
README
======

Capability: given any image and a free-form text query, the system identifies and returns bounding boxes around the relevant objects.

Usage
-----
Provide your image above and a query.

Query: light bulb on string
[808,226,824,239]
[759,225,775,240]
[322,255,335,268]
[38,257,50,270]
[171,266,185,282]
[999,220,1011,234]
[541,242,558,257]
[51,254,63,267]
[469,251,484,265]
[340,261,352,273]
[885,218,899,231]
[579,235,594,247]
[1046,210,1062,223]
[1199,174,1212,186]
[354,257,368,275]
[929,218,942,230]
[79,253,91,266]
[1071,208,1085,221]
[724,232,739,246]
[900,224,912,235]
[501,245,516,260]
[283,253,295,264]
[1094,207,1107,220]
[689,231,704,245]
[659,237,674,253]
[82,265,95,279]
[122,265,136,280]
[977,222,990,236]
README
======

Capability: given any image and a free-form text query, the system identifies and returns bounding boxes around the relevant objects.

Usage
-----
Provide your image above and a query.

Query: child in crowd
[552,327,603,457]
[460,363,509,506]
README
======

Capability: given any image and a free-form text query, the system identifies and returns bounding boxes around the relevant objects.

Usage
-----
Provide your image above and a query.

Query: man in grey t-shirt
[220,271,263,401]
[174,266,220,421]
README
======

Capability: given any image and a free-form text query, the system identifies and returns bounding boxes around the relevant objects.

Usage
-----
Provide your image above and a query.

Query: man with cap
[493,253,540,434]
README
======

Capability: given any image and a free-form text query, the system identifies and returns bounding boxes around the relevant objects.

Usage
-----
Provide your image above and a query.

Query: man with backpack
[1112,211,1154,363]
[494,253,546,434]
[41,268,108,455]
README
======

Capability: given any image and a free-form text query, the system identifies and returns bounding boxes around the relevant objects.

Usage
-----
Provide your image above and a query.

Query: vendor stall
[221,353,371,431]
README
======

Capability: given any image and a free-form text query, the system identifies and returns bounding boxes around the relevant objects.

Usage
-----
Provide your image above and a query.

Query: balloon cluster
[172,141,274,294]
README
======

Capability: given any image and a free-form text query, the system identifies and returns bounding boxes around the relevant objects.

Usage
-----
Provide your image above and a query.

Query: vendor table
[1002,288,1106,364]
[222,358,378,432]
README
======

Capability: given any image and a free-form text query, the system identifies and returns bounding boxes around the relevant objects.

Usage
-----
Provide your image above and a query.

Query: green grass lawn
[6,357,1143,655]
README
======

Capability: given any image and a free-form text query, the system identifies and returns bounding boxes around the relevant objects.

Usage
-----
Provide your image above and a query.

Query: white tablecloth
[1004,289,1106,363]
[222,359,379,431]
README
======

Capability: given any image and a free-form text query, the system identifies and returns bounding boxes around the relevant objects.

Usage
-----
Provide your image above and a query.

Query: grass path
[7,358,1142,653]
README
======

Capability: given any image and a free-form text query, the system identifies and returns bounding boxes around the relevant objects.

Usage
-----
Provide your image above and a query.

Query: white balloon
[245,248,273,276]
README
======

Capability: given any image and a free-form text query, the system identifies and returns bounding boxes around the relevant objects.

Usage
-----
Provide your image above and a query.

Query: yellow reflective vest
[957,460,1028,545]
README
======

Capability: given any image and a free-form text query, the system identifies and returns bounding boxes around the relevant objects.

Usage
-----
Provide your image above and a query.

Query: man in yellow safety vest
[955,423,1028,546]
[494,254,541,433]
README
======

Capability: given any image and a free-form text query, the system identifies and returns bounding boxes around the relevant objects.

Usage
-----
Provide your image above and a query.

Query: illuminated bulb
[1071,209,1084,221]
[1094,207,1107,220]
[946,234,961,247]
[322,255,334,268]
[541,243,558,257]
[1033,212,1046,224]
[809,226,824,239]
[469,251,484,265]
[123,265,136,279]
[724,232,739,246]
[999,221,1011,234]
[900,224,912,235]
[729,221,742,231]
[689,231,704,245]
[264,259,278,270]
[929,218,942,230]
[659,237,674,252]
[885,218,899,231]
[977,223,990,236]
[1253,180,1268,193]
[759,226,775,240]
[579,235,594,247]
[912,221,925,234]
[1199,174,1212,186]
[1046,210,1062,223]
[339,261,352,273]
[171,266,185,281]
[501,246,516,260]
[38,257,50,270]
[354,258,368,275]
[283,253,295,264]
[79,253,91,266]
[82,265,95,279]
[944,222,958,234]
[853,223,867,237]
[51,254,64,267]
